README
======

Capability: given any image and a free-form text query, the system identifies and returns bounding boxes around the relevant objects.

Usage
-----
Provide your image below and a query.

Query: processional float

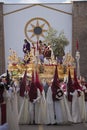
[8,44,76,82]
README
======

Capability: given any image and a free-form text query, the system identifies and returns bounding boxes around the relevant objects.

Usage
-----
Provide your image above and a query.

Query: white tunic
[47,88,72,124]
[72,90,82,123]
[6,88,19,130]
[46,87,56,124]
[18,91,30,124]
[34,89,47,124]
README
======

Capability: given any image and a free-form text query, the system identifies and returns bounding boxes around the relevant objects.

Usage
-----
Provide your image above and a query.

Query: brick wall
[72,1,87,79]
[0,2,5,75]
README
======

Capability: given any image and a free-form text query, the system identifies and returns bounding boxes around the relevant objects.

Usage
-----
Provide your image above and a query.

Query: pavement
[19,123,87,130]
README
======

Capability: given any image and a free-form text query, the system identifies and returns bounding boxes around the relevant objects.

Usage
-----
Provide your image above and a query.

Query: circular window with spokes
[24,17,50,44]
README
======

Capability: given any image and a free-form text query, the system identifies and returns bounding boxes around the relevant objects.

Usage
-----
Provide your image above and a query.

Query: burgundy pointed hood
[51,65,64,101]
[20,70,27,97]
[51,65,60,93]
[29,70,37,102]
[73,69,82,91]
[67,69,74,102]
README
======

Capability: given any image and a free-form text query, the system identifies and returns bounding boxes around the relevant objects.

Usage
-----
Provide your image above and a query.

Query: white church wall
[3,3,72,70]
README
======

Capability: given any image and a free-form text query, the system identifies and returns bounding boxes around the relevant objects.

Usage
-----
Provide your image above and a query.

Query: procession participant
[18,81,30,124]
[51,65,65,124]
[13,79,20,113]
[28,70,37,124]
[19,71,27,112]
[71,69,85,123]
[0,72,12,125]
[59,78,72,117]
[67,69,74,113]
[33,70,47,124]
[51,65,72,124]
[59,78,73,123]
[29,70,46,124]
[79,77,87,122]
[5,85,19,130]
[19,71,27,97]
[46,79,56,124]
[11,84,19,130]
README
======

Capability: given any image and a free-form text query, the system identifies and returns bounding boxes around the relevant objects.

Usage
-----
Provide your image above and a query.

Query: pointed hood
[35,70,43,93]
[67,69,73,88]
[73,69,82,91]
[51,65,60,93]
[53,65,59,83]
[29,70,37,102]
[20,70,27,97]
[51,65,63,101]
[67,69,74,102]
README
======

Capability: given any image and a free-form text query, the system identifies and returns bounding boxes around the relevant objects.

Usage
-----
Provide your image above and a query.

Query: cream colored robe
[34,89,47,124]
[46,87,56,124]
[72,90,86,123]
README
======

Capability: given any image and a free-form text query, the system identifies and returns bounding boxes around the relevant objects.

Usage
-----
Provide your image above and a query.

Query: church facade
[0,1,87,79]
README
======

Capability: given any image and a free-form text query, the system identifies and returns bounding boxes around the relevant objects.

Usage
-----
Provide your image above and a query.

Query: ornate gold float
[8,48,75,80]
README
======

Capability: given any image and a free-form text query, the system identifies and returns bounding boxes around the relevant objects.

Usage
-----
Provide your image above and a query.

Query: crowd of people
[0,39,87,129]
[0,66,87,130]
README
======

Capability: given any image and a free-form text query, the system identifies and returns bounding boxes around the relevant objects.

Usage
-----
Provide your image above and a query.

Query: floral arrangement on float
[8,48,34,79]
